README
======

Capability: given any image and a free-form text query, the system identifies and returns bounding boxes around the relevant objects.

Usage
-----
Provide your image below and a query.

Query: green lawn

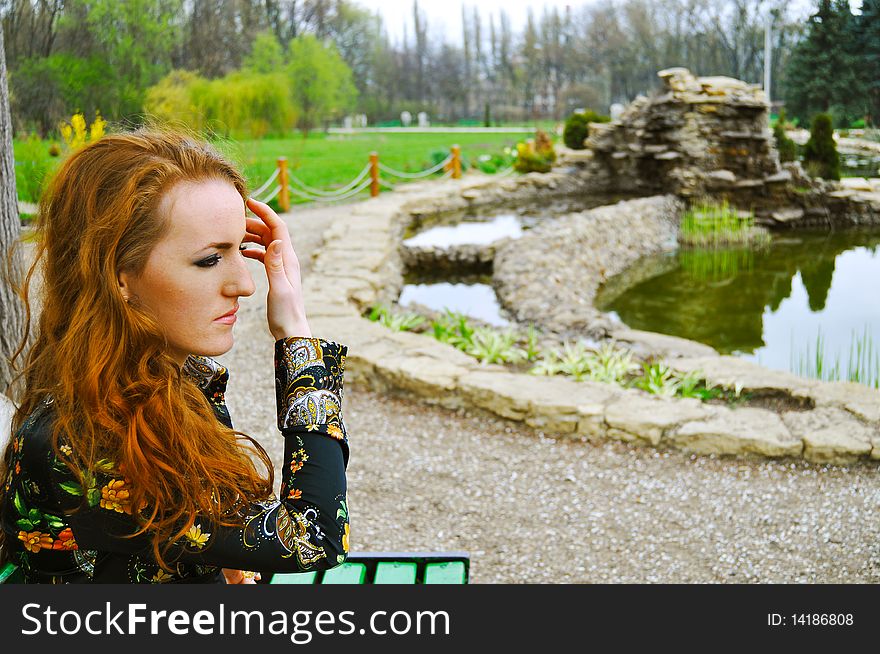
[14,130,540,207]
[216,131,527,203]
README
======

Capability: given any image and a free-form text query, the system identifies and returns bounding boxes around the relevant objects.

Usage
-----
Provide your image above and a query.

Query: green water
[596,229,880,377]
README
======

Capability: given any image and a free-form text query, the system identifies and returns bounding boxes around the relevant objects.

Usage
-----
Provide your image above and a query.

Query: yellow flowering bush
[59,111,107,151]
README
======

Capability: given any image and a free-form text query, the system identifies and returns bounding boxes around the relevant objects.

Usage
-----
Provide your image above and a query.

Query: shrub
[803,113,840,180]
[514,130,556,174]
[562,110,610,150]
[9,54,115,136]
[514,141,550,173]
[772,109,797,163]
[145,69,296,139]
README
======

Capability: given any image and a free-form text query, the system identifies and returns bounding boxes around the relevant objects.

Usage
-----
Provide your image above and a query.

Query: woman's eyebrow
[194,242,233,253]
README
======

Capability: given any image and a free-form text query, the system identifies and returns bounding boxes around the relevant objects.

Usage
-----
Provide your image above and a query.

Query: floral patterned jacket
[0,337,349,583]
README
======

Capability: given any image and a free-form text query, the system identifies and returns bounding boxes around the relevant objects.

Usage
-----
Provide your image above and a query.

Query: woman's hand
[241,198,311,340]
[222,568,261,584]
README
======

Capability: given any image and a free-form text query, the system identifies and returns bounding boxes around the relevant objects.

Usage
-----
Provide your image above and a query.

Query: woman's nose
[224,254,256,298]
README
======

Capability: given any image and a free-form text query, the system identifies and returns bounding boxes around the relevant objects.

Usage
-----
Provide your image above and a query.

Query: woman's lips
[214,307,238,324]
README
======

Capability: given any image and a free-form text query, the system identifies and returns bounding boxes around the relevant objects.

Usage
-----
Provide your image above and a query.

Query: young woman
[0,130,349,583]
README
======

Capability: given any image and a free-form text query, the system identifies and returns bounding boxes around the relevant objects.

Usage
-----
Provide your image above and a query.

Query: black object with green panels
[268,552,470,585]
[0,552,470,584]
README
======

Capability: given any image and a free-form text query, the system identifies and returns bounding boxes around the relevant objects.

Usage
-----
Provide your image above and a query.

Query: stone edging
[303,171,880,465]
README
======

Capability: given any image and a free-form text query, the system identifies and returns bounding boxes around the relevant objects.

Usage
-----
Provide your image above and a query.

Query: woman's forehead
[160,180,245,243]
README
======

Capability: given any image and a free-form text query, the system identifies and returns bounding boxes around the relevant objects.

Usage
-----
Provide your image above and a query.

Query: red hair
[1,129,273,568]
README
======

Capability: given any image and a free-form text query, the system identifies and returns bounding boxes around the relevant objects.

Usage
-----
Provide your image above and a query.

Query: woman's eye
[196,254,221,268]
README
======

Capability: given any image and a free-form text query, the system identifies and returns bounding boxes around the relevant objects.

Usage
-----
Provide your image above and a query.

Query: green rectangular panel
[373,561,418,584]
[270,571,318,584]
[321,563,367,584]
[423,561,467,584]
[0,563,20,584]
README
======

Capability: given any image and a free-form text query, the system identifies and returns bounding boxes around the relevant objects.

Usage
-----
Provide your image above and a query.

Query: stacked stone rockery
[579,67,880,227]
[586,68,784,209]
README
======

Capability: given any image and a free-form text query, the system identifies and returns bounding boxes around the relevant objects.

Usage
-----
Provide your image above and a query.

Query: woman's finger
[246,197,284,226]
[245,216,272,240]
[240,249,265,263]
[247,199,292,247]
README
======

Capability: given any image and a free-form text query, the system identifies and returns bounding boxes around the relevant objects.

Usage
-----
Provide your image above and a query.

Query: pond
[596,229,880,382]
[399,195,631,323]
[402,194,628,248]
[398,274,511,327]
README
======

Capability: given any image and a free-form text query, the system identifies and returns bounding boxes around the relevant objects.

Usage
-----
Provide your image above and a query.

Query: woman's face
[118,178,256,366]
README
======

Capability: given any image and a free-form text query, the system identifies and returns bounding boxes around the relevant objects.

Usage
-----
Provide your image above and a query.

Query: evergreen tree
[803,113,840,180]
[856,0,880,125]
[784,0,867,127]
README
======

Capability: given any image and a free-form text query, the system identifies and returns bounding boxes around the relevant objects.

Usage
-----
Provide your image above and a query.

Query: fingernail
[272,242,281,257]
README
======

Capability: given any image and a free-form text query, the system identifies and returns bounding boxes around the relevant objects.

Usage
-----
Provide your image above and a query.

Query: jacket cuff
[274,337,348,443]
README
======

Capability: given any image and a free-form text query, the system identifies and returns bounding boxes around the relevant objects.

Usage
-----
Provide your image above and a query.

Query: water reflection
[399,281,510,326]
[596,230,880,375]
[403,194,630,247]
[403,214,523,247]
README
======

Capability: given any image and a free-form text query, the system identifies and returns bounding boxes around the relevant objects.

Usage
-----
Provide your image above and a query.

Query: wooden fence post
[451,144,461,179]
[277,157,290,212]
[369,152,379,197]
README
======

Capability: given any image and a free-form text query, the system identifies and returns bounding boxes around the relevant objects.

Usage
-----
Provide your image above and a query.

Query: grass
[217,132,522,202]
[679,199,769,248]
[14,130,531,206]
[792,326,880,388]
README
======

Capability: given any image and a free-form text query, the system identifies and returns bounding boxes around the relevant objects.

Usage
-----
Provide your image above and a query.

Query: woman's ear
[118,270,133,303]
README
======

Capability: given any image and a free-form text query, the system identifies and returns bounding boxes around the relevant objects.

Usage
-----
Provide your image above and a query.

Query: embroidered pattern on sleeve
[274,338,347,440]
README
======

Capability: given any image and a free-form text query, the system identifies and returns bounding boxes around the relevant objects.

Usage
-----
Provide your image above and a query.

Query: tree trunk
[0,28,26,396]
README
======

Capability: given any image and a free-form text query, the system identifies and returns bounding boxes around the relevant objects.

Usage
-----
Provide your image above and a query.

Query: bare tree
[0,27,25,395]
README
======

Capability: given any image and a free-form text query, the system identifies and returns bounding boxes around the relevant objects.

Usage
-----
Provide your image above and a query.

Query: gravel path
[218,199,880,584]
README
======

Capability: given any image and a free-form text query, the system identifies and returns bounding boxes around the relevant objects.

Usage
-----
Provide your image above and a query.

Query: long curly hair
[0,129,273,569]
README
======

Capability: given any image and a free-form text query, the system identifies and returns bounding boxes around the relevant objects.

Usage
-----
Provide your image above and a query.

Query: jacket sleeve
[58,337,350,573]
